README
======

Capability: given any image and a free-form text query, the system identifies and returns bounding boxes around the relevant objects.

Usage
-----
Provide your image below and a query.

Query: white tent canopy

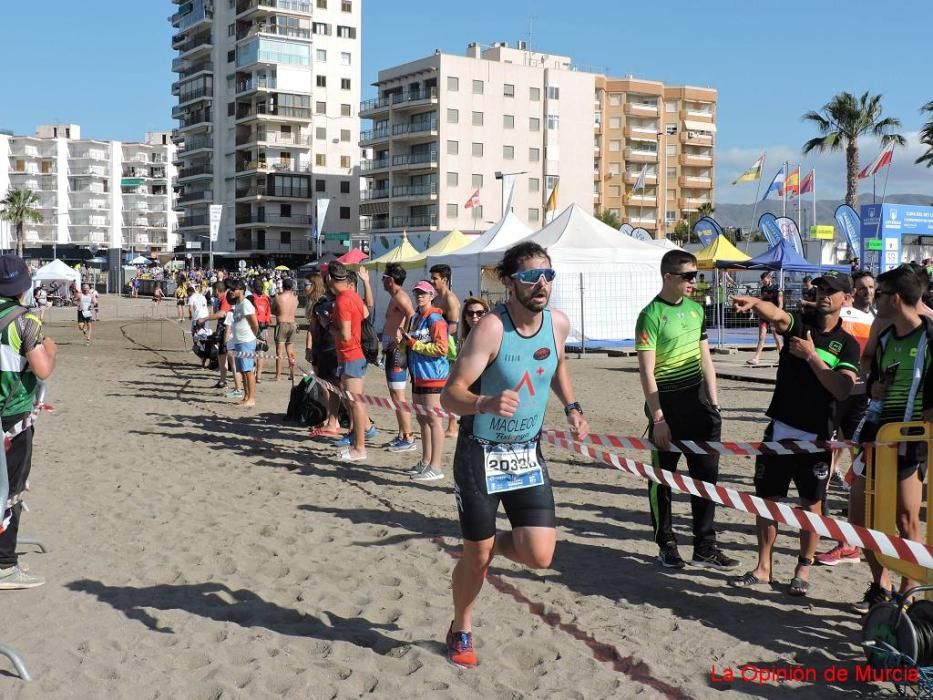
[649,238,684,251]
[33,259,81,286]
[521,204,665,344]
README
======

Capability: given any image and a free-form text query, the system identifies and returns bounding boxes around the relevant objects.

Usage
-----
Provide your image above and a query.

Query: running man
[76,283,95,345]
[174,278,188,322]
[431,264,462,438]
[440,242,588,669]
[747,271,784,365]
[272,277,299,382]
[730,271,858,596]
[381,263,416,452]
[636,250,738,570]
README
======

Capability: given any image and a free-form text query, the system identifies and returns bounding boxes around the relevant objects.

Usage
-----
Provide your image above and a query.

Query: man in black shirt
[747,272,784,365]
[730,271,859,596]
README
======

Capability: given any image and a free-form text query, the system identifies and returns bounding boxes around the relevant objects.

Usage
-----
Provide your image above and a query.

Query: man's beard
[513,284,549,312]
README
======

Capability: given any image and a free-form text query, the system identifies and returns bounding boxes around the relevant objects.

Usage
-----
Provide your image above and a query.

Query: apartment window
[340,180,351,193]
[336,26,356,39]
[609,208,621,218]
[665,101,678,113]
[545,86,561,101]
[609,116,621,129]
[316,0,327,8]
[667,167,676,179]
[665,124,677,135]
[528,208,540,223]
[529,147,540,162]
[340,206,351,219]
[472,111,483,127]
[529,117,540,132]
[312,22,330,35]
[447,140,459,155]
[666,211,677,222]
[472,173,483,188]
[227,102,235,116]
[528,177,540,192]
[341,103,351,116]
[608,162,621,175]
[446,108,459,124]
[316,49,327,62]
[341,78,351,90]
[529,86,540,101]
[228,23,235,36]
[608,93,622,107]
[447,171,458,186]
[546,114,559,130]
[316,75,327,87]
[447,76,459,91]
[316,127,327,139]
[504,83,515,97]
[609,140,621,152]
[335,128,348,142]
[666,144,676,155]
[471,142,483,157]
[280,204,292,217]
[340,51,351,66]
[503,114,514,129]
[472,80,484,95]
[316,179,326,192]
[340,155,351,168]
[609,185,621,197]
[315,102,326,114]
[446,203,458,218]
[503,145,514,160]
[227,49,235,63]
[342,0,352,10]
[316,154,327,166]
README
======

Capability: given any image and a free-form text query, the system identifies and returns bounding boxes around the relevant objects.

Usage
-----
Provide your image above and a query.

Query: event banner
[619,223,634,236]
[757,213,783,247]
[208,204,223,243]
[692,216,722,246]
[630,227,652,242]
[834,205,860,255]
[774,216,804,255]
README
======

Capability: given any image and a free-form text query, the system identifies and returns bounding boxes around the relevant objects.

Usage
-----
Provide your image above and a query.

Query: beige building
[594,77,716,237]
[360,42,595,234]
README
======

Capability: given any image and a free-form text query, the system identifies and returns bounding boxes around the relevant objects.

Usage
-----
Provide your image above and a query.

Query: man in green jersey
[636,250,738,570]
[849,266,933,609]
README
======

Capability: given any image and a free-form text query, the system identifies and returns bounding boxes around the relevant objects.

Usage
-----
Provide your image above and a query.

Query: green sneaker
[225,389,244,399]
[0,565,45,589]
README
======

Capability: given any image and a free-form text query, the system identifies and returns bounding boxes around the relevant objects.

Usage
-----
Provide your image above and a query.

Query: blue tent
[715,239,848,274]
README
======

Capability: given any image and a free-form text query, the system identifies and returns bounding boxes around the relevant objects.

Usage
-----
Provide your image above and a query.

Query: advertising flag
[464,189,480,209]
[316,198,331,235]
[799,169,814,195]
[732,154,765,184]
[758,213,783,247]
[692,216,722,246]
[208,204,223,243]
[858,143,895,179]
[619,223,634,235]
[761,169,785,201]
[630,227,652,242]
[774,216,803,255]
[783,168,800,198]
[633,165,647,192]
[834,204,861,254]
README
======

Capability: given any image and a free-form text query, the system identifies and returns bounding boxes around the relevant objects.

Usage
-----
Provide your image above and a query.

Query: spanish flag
[732,154,764,184]
[545,181,559,212]
[783,167,800,197]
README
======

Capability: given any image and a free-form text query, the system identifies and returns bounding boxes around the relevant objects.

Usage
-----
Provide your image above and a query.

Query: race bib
[483,440,543,494]
[81,310,93,320]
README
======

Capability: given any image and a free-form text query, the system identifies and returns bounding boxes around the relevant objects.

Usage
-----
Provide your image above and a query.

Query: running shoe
[225,389,244,399]
[852,583,893,613]
[446,625,478,669]
[658,543,686,569]
[386,436,403,450]
[388,438,418,453]
[0,565,45,590]
[830,471,851,493]
[213,380,227,389]
[411,467,444,482]
[333,425,378,446]
[692,547,739,570]
[406,461,426,475]
[816,543,861,566]
[365,424,378,439]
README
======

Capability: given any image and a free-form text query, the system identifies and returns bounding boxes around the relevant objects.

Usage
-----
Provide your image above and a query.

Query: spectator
[459,297,489,344]
[229,279,259,408]
[251,279,273,383]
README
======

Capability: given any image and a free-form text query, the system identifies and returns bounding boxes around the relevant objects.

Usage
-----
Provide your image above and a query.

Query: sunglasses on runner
[668,271,698,282]
[510,268,556,285]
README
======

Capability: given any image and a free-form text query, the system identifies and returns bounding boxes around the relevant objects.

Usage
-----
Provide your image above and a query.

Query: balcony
[177,164,214,181]
[236,158,309,174]
[70,150,108,161]
[680,109,713,122]
[237,23,311,41]
[360,217,389,232]
[70,166,109,177]
[176,136,213,155]
[390,151,438,170]
[360,189,389,201]
[178,214,210,228]
[624,147,658,163]
[629,217,657,228]
[236,212,312,227]
[624,126,658,139]
[359,87,439,117]
[176,110,212,132]
[679,175,713,188]
[236,0,311,18]
[678,197,711,210]
[175,31,212,57]
[236,104,312,124]
[173,86,212,113]
[235,183,309,199]
[360,157,390,173]
[624,102,658,117]
[359,127,389,146]
[391,183,437,200]
[235,77,277,95]
[680,130,714,146]
[391,214,437,229]
[623,172,657,186]
[235,130,310,148]
[679,153,712,167]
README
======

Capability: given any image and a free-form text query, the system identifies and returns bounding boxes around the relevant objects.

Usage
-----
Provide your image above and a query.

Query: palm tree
[916,101,933,168]
[801,91,905,208]
[0,188,42,258]
[697,202,715,219]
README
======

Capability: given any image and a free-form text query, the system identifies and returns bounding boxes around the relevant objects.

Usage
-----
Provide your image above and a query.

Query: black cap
[0,255,31,299]
[812,271,852,294]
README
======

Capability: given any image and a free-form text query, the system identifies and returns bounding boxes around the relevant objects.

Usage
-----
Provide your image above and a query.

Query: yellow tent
[368,231,422,266]
[405,229,471,267]
[695,235,750,269]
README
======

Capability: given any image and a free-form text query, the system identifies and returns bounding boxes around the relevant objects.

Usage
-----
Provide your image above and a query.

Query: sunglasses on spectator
[668,271,698,282]
[465,309,486,317]
[510,268,556,285]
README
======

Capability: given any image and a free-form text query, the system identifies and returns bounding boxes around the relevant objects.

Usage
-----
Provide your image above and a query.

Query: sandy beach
[0,296,891,699]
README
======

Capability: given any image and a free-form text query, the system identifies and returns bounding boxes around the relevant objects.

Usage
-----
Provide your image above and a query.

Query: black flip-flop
[730,571,771,588]
[788,577,810,596]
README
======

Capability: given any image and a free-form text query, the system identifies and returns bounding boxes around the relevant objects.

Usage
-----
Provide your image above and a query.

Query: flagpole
[749,153,766,243]
[880,146,894,207]
[796,163,802,230]
[812,168,817,231]
[782,161,788,218]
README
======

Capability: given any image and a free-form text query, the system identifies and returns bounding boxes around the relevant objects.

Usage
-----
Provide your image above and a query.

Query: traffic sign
[238,260,247,269]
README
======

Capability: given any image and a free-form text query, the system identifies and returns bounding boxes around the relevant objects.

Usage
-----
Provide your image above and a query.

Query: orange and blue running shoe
[446,623,478,669]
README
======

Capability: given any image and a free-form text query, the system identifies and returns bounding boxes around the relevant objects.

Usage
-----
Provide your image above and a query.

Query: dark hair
[429,264,452,284]
[760,271,772,280]
[877,266,924,306]
[282,277,294,291]
[495,242,551,281]
[214,281,226,293]
[852,270,874,285]
[660,250,697,275]
[384,262,406,286]
[227,278,246,292]
[251,279,264,295]
[328,261,348,281]
[803,276,812,284]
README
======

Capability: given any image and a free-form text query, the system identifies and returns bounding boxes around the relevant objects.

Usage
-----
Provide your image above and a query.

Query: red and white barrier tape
[541,431,933,570]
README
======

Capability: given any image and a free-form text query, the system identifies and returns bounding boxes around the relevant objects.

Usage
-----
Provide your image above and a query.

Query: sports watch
[564,402,583,416]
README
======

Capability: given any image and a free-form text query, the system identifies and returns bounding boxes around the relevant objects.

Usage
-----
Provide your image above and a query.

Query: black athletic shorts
[754,421,830,503]
[315,350,339,383]
[453,431,555,542]
[834,392,869,439]
[412,385,443,396]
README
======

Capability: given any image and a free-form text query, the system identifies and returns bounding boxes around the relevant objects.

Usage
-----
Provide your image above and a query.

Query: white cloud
[717,131,933,202]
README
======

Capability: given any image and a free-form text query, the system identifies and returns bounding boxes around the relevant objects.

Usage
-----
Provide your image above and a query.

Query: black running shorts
[754,421,830,503]
[453,431,556,542]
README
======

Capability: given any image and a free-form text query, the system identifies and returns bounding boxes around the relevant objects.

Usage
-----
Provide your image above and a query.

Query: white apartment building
[170,0,362,260]
[0,124,176,255]
[360,42,595,234]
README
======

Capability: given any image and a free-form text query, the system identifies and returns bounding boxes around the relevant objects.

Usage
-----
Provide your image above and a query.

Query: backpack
[361,315,379,365]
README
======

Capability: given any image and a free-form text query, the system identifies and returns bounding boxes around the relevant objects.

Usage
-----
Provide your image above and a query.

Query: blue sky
[0,0,930,201]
